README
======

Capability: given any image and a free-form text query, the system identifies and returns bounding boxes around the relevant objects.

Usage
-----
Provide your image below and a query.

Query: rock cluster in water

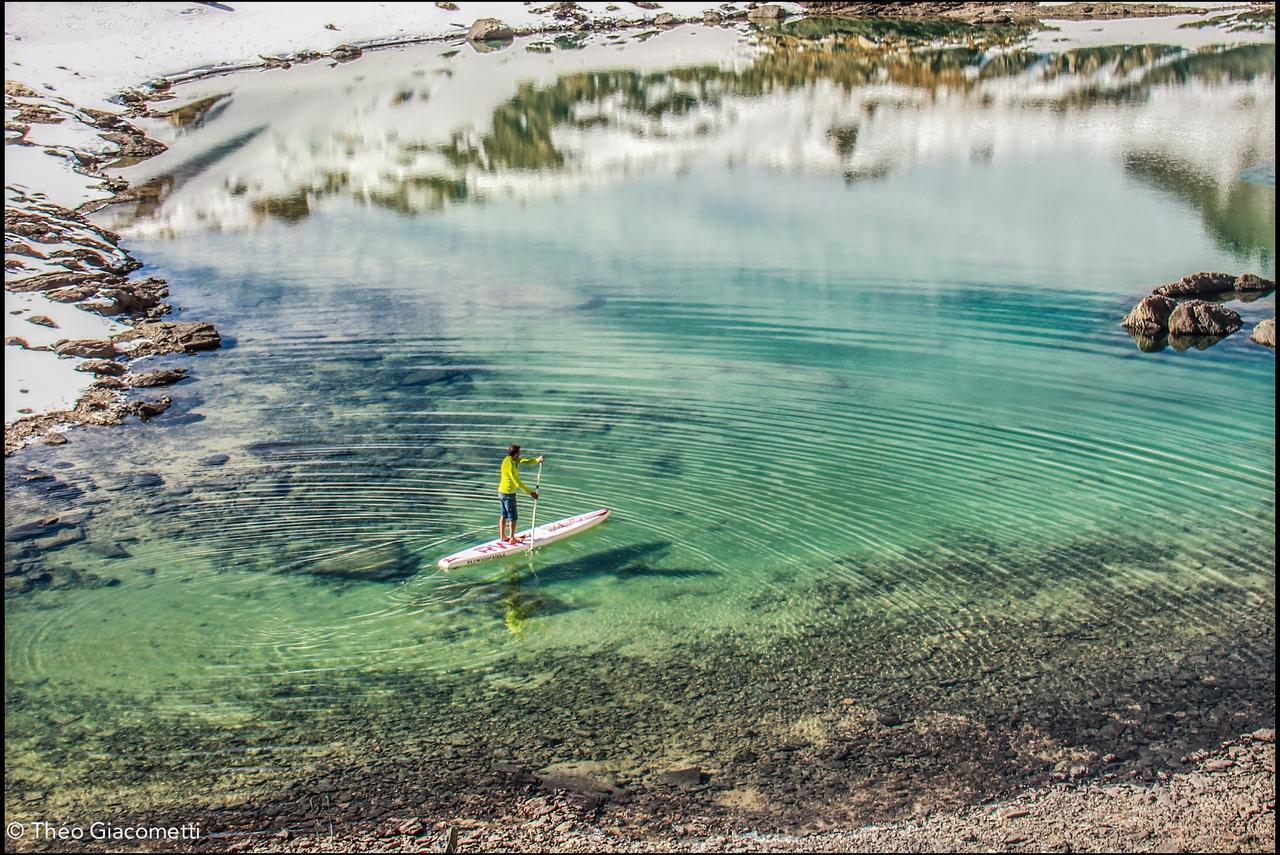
[1121,271,1274,353]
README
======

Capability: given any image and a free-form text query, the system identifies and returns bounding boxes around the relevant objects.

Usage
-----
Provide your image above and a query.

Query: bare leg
[499,517,506,541]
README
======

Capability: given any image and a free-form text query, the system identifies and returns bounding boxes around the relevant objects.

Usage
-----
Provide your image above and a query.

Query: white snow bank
[5,290,126,349]
[4,291,127,423]
[4,358,91,427]
[1030,12,1275,51]
[3,2,783,108]
[3,143,114,209]
[4,344,90,422]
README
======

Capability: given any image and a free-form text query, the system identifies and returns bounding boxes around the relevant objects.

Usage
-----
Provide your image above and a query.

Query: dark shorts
[499,493,518,521]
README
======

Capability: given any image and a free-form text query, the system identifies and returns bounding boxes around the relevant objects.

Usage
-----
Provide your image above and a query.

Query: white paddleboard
[437,508,610,571]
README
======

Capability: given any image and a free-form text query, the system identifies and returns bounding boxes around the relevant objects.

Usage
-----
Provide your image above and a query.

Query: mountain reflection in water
[107,28,1274,271]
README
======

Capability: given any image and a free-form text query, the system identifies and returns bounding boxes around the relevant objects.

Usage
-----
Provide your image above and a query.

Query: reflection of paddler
[502,569,537,637]
[498,444,543,544]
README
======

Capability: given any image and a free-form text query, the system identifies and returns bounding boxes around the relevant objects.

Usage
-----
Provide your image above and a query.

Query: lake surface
[5,20,1275,830]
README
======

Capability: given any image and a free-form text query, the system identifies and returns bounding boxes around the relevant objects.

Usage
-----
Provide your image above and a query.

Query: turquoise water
[5,26,1275,826]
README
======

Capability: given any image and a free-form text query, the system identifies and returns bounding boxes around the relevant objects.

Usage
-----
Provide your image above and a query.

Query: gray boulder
[1121,295,1177,333]
[1167,300,1242,338]
[466,18,514,41]
[329,44,362,62]
[1250,319,1275,348]
[126,368,189,387]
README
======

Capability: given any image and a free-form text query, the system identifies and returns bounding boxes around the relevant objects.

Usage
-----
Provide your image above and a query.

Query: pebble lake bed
[3,2,1276,852]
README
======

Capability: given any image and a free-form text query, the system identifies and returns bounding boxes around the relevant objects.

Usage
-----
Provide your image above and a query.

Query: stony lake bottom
[4,19,1276,838]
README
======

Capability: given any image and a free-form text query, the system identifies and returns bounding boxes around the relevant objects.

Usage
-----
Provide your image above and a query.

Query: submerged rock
[6,516,73,543]
[294,540,420,583]
[466,18,514,41]
[397,367,471,387]
[126,396,172,421]
[658,766,705,790]
[33,526,84,551]
[86,541,131,559]
[125,368,188,387]
[1121,295,1177,333]
[1151,272,1236,299]
[1250,319,1275,348]
[536,764,620,799]
[1167,300,1242,338]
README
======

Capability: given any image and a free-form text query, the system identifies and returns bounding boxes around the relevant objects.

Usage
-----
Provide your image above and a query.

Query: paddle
[528,460,543,547]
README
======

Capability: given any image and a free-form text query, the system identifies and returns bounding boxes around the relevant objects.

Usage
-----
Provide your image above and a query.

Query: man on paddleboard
[499,444,543,544]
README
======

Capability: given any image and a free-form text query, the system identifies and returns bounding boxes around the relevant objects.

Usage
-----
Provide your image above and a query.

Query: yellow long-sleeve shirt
[499,455,539,495]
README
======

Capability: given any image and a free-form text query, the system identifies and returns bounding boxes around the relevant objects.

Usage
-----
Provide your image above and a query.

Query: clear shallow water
[5,23,1276,820]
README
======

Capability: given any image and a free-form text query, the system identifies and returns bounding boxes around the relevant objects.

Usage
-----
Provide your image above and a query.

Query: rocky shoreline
[16,736,1271,853]
[4,79,223,455]
[196,730,1280,852]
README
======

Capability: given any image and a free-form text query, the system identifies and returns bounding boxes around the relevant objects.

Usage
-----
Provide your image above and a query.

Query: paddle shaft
[529,461,543,545]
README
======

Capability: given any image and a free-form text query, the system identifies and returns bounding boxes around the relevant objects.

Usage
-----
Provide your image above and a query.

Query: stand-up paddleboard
[437,509,610,571]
